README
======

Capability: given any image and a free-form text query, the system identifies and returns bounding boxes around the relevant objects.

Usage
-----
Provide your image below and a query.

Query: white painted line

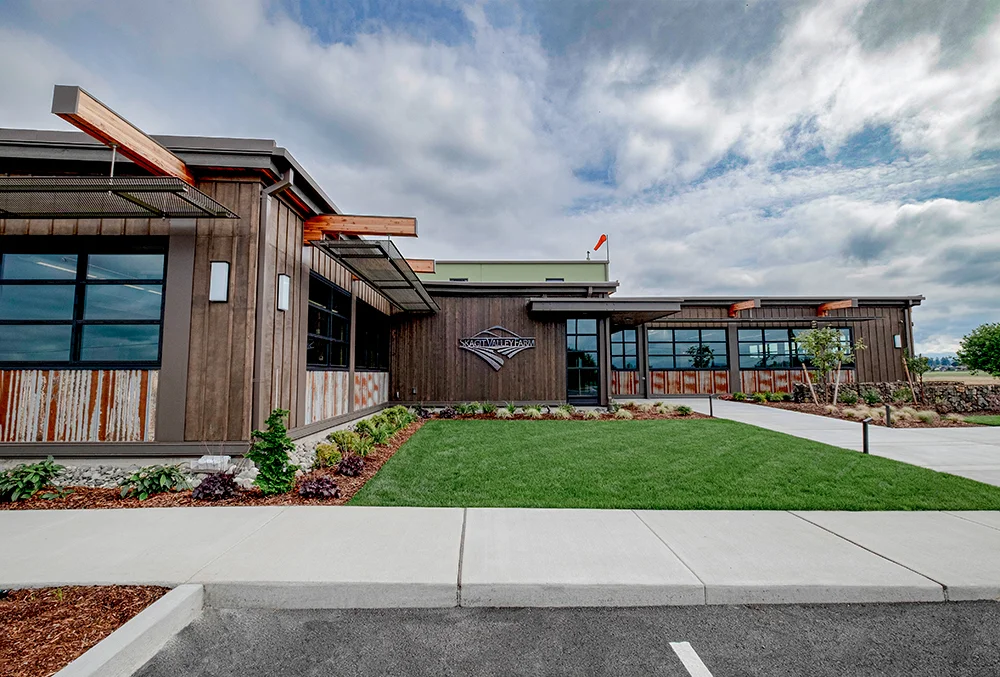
[670,641,714,677]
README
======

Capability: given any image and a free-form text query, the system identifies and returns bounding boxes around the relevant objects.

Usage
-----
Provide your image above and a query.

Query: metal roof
[528,297,683,325]
[0,176,238,219]
[310,239,439,313]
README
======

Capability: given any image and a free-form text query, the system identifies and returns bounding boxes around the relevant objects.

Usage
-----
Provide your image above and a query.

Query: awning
[0,176,238,219]
[528,297,682,326]
[310,238,439,313]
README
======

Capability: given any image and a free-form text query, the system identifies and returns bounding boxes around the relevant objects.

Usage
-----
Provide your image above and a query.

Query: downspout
[251,169,294,432]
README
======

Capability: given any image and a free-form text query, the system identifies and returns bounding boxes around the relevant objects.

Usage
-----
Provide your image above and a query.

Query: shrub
[495,408,514,419]
[524,407,543,419]
[551,408,572,420]
[0,457,66,502]
[637,402,656,413]
[314,443,342,468]
[675,405,693,416]
[838,390,859,405]
[505,402,517,414]
[454,402,476,415]
[356,436,375,457]
[862,388,881,406]
[384,405,417,428]
[945,413,965,422]
[780,392,793,402]
[192,472,238,501]
[751,392,768,403]
[336,455,365,477]
[438,407,458,419]
[355,418,389,445]
[732,392,747,401]
[915,410,940,424]
[481,402,497,414]
[891,387,913,404]
[584,409,603,419]
[656,405,673,415]
[842,408,860,419]
[558,404,575,414]
[119,464,189,500]
[765,391,785,402]
[298,476,342,499]
[957,323,1000,378]
[328,430,361,456]
[614,408,634,419]
[823,404,838,414]
[246,409,298,495]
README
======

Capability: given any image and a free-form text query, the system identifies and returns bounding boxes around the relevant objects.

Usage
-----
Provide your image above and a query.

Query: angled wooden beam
[729,299,759,318]
[51,85,194,184]
[303,214,417,239]
[405,258,435,274]
[817,299,858,317]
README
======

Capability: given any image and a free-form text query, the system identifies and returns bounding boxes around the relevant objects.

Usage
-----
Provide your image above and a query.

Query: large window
[567,318,599,401]
[737,328,853,370]
[610,329,638,370]
[354,300,389,371]
[647,328,728,370]
[307,274,350,369]
[0,241,165,366]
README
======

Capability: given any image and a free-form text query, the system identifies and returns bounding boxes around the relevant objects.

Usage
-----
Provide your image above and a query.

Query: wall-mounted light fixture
[893,334,902,349]
[209,261,230,302]
[277,274,290,311]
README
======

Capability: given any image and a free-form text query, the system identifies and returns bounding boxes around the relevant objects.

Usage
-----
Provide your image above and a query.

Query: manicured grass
[349,419,1000,510]
[965,415,1000,426]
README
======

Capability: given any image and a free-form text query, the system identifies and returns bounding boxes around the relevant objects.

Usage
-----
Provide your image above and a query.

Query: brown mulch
[0,585,168,677]
[741,400,978,428]
[445,408,710,422]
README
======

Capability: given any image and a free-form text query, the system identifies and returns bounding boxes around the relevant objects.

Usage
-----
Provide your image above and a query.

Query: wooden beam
[729,299,759,317]
[303,214,418,238]
[51,85,194,184]
[817,299,858,317]
[405,258,435,274]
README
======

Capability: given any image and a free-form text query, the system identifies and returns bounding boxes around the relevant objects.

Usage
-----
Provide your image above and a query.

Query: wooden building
[0,86,923,458]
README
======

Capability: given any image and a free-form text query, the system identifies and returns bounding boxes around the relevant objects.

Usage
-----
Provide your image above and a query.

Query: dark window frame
[0,237,167,369]
[354,298,390,372]
[646,327,729,371]
[610,328,638,371]
[306,272,350,371]
[567,318,600,402]
[736,327,854,370]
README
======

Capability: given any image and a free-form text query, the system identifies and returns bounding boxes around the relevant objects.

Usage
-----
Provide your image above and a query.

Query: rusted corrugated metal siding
[304,370,350,424]
[611,371,641,396]
[740,369,855,394]
[355,371,388,410]
[0,369,158,442]
[649,370,729,395]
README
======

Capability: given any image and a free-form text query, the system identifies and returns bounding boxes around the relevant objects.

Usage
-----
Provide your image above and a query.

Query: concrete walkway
[4,506,1000,607]
[669,397,1000,487]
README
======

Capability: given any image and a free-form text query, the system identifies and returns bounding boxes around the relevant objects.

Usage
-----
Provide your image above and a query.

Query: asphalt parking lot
[136,602,1000,676]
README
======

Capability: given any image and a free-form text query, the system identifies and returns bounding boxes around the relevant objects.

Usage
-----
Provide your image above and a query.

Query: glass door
[567,319,599,403]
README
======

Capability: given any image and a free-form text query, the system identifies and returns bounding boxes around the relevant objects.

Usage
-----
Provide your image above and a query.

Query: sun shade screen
[0,176,238,219]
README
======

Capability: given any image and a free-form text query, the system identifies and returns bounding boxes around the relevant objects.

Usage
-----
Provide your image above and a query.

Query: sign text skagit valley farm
[458,326,536,371]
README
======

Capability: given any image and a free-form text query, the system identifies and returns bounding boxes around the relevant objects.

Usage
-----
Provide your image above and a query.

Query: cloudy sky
[2,0,998,353]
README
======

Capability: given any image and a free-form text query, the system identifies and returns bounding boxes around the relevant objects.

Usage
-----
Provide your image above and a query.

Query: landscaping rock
[793,381,1000,413]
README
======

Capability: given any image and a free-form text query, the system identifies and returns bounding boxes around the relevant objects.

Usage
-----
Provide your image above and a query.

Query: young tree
[793,328,867,404]
[957,323,1000,378]
[903,351,931,403]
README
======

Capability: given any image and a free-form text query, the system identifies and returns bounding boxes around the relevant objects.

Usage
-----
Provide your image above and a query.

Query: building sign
[459,326,536,371]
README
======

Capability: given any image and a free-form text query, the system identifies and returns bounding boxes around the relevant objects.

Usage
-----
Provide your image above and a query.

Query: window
[306,274,349,368]
[355,299,390,371]
[737,328,853,370]
[545,277,564,282]
[0,241,166,366]
[646,328,728,370]
[610,329,637,370]
[567,318,599,400]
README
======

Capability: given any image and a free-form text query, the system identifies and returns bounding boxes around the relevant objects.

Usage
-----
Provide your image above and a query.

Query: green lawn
[965,415,1000,426]
[349,419,1000,510]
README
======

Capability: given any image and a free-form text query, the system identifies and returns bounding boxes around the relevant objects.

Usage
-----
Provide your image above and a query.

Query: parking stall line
[670,642,715,677]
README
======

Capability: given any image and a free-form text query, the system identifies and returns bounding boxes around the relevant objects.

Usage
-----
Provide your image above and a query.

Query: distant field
[922,371,999,384]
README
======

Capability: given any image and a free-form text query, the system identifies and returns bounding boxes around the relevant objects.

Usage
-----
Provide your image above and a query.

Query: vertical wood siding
[740,369,855,394]
[304,370,350,424]
[1,216,168,236]
[611,371,641,396]
[354,372,389,410]
[0,369,157,442]
[649,370,729,395]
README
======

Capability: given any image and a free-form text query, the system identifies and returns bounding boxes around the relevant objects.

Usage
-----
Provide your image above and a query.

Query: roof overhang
[529,297,682,326]
[310,238,439,313]
[0,176,238,219]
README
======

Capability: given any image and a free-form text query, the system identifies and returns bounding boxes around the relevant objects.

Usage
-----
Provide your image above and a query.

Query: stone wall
[793,381,1000,413]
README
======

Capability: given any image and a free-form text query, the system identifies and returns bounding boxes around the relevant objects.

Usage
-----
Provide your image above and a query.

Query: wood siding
[391,295,565,403]
[611,371,641,396]
[304,370,350,424]
[740,369,855,394]
[355,371,389,410]
[0,216,168,236]
[0,369,157,442]
[649,371,730,395]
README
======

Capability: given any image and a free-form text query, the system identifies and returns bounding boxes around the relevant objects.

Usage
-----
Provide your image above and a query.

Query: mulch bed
[740,400,977,428]
[0,585,168,677]
[442,408,710,422]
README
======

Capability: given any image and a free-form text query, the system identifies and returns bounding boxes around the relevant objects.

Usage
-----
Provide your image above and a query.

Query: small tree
[793,328,867,404]
[903,351,931,403]
[957,323,1000,378]
[246,409,298,495]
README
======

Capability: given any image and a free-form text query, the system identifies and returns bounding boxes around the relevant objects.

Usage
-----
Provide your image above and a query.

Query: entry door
[567,319,600,403]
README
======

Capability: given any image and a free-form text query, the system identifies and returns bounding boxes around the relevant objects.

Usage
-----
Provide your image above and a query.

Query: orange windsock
[593,233,608,251]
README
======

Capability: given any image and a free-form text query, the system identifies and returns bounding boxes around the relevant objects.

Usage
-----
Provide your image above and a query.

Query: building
[0,86,922,458]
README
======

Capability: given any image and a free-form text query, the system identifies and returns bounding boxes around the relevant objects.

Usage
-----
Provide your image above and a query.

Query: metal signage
[459,326,536,371]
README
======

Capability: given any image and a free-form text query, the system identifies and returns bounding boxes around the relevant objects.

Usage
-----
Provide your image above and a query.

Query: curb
[53,584,203,677]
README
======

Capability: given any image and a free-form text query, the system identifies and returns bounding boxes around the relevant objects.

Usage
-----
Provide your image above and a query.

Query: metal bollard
[708,394,714,418]
[885,404,892,428]
[862,417,872,454]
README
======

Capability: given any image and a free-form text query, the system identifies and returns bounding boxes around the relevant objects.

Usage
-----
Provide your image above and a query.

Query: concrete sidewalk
[3,506,1000,608]
[671,397,1000,487]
